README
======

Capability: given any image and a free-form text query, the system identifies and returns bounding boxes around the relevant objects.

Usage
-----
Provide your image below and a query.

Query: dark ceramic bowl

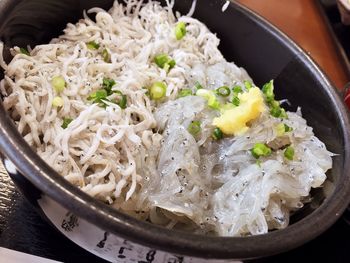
[0,0,350,260]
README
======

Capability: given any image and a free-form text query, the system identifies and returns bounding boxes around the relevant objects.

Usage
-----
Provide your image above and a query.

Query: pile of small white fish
[0,0,333,236]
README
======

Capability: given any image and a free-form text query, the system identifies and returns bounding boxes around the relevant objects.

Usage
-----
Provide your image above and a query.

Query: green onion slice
[270,106,282,118]
[232,85,243,94]
[270,101,287,119]
[102,49,110,63]
[168,59,176,68]
[188,121,201,135]
[284,124,293,132]
[280,109,288,118]
[196,89,220,109]
[276,123,293,136]
[251,143,272,159]
[262,80,288,119]
[232,96,240,106]
[88,89,108,102]
[87,41,100,50]
[20,47,30,56]
[52,96,64,107]
[51,76,66,93]
[262,80,275,102]
[178,89,193,98]
[61,117,73,129]
[175,21,187,40]
[216,86,231,97]
[212,127,223,140]
[114,91,127,109]
[154,54,176,72]
[150,81,167,100]
[284,146,295,160]
[244,80,253,90]
[276,123,286,137]
[102,77,116,95]
[154,54,168,68]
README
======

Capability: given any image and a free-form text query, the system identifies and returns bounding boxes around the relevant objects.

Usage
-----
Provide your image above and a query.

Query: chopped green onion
[270,100,280,108]
[168,59,176,68]
[284,124,293,132]
[114,91,127,109]
[188,121,201,136]
[154,54,168,68]
[251,143,272,159]
[163,60,176,72]
[88,89,108,102]
[270,101,287,119]
[150,81,167,100]
[276,123,293,136]
[102,77,116,95]
[154,54,176,72]
[276,123,286,137]
[284,146,295,160]
[232,85,243,94]
[262,79,288,119]
[212,127,223,140]
[216,86,231,97]
[280,108,288,118]
[51,76,66,93]
[270,106,282,118]
[163,63,170,73]
[194,81,203,91]
[20,47,30,56]
[232,96,240,106]
[52,96,64,107]
[88,79,124,108]
[178,89,193,98]
[87,41,100,50]
[196,89,220,109]
[262,80,275,102]
[102,49,110,63]
[244,80,253,90]
[175,21,187,40]
[61,117,73,129]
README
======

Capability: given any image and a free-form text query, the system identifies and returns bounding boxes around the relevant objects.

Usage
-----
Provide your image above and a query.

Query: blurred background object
[238,0,350,90]
[337,0,350,25]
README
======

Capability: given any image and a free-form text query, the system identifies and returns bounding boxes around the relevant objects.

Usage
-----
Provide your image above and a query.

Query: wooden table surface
[238,0,350,90]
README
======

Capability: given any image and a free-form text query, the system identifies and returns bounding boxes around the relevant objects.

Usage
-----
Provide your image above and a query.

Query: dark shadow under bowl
[0,0,349,260]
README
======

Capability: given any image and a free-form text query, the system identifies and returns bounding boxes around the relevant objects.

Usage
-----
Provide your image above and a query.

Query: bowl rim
[0,0,350,259]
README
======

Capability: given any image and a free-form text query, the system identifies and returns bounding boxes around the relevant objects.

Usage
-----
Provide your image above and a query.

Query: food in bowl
[0,0,333,236]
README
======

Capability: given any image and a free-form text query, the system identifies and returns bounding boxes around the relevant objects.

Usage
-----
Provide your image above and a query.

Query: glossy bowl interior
[0,0,350,260]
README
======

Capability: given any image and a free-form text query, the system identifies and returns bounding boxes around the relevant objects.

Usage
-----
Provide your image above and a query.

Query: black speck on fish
[274,216,285,223]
